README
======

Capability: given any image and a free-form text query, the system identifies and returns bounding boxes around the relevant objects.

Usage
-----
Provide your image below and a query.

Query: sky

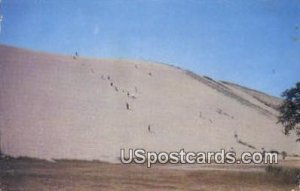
[0,0,299,97]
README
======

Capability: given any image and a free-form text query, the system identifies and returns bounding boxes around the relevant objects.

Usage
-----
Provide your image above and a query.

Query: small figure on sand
[234,131,238,141]
[75,51,79,57]
[147,124,154,134]
[126,102,130,110]
[73,51,79,59]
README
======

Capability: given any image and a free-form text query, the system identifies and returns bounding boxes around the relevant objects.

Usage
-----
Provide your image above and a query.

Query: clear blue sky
[0,0,299,97]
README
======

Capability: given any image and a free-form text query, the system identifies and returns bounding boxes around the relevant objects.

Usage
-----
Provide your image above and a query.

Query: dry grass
[265,165,300,185]
[0,157,299,191]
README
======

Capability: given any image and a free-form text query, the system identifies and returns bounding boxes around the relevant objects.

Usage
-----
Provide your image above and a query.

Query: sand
[0,44,299,163]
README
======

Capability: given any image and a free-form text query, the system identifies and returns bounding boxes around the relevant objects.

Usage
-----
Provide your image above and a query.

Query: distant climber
[234,131,238,141]
[126,102,130,110]
[73,51,79,59]
[147,125,154,134]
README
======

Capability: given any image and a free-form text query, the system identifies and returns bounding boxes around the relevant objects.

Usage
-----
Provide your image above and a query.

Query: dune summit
[0,44,299,162]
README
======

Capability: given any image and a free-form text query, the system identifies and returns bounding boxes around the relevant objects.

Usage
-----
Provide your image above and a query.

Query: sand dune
[0,44,299,162]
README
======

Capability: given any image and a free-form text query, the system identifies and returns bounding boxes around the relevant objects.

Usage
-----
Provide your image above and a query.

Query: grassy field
[0,157,299,191]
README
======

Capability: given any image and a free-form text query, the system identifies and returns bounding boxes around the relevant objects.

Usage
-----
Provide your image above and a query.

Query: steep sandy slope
[0,44,299,162]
